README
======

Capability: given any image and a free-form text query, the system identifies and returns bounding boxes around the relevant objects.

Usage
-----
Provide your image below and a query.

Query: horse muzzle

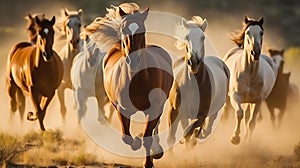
[250,50,260,61]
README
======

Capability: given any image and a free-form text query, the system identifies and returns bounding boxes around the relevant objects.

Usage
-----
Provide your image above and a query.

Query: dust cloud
[0,2,299,168]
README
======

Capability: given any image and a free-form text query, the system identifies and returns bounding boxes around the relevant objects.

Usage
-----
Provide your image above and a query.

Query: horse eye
[260,32,264,36]
[79,24,82,27]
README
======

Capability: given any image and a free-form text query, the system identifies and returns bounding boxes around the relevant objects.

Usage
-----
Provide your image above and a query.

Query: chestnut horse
[6,16,63,131]
[102,8,173,168]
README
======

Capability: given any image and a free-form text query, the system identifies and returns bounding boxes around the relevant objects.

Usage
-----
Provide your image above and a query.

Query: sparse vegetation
[0,129,99,167]
[294,141,300,161]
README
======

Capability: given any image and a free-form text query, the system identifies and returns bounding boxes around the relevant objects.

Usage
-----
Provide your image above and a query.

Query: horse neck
[241,48,259,75]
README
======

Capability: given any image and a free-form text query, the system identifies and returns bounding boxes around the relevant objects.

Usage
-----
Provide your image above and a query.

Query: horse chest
[235,73,264,102]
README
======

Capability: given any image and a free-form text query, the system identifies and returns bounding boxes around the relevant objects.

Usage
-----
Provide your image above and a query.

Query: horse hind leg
[277,107,285,128]
[95,92,109,124]
[16,88,25,122]
[7,78,18,114]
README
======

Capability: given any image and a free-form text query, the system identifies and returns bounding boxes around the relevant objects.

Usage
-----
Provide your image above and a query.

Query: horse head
[119,7,149,66]
[25,13,45,43]
[35,15,55,61]
[268,48,285,73]
[62,8,82,49]
[243,16,264,62]
[176,16,207,73]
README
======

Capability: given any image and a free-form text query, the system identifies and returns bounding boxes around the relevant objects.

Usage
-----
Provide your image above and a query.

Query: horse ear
[258,17,264,25]
[35,16,41,26]
[182,18,189,29]
[140,7,149,20]
[200,19,208,32]
[78,9,83,17]
[25,14,33,20]
[50,16,56,26]
[119,7,127,17]
[244,16,250,24]
[64,8,69,16]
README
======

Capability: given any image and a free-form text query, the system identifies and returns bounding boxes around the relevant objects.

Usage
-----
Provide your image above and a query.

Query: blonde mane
[175,16,206,50]
[81,3,140,51]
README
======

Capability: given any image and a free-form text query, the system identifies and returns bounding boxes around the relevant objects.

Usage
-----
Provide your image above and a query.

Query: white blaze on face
[128,22,139,35]
[44,28,49,35]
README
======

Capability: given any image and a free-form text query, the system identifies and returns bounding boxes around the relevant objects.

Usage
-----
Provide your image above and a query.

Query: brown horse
[103,7,173,168]
[265,49,290,128]
[6,16,63,131]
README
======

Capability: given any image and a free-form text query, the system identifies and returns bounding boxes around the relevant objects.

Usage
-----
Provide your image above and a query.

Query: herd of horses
[5,3,299,168]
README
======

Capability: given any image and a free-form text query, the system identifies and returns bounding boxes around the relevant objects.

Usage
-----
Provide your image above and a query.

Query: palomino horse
[6,16,63,131]
[56,8,82,120]
[71,3,140,123]
[167,16,230,147]
[265,48,290,128]
[102,7,173,168]
[223,16,283,144]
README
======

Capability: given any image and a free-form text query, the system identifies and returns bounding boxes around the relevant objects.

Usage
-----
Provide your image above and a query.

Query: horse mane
[81,3,140,51]
[175,16,206,50]
[231,17,264,48]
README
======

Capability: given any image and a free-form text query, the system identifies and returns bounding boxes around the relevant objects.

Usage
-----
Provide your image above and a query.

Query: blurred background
[0,1,300,167]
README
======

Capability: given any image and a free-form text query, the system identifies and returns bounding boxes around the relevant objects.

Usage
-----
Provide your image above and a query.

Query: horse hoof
[151,145,164,159]
[231,136,240,145]
[27,112,37,121]
[143,160,154,168]
[131,137,142,151]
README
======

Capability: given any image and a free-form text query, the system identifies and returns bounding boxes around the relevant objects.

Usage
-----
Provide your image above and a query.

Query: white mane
[175,16,206,50]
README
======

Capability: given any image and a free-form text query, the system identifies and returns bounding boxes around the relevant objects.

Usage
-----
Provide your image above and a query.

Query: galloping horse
[102,7,173,168]
[265,48,290,128]
[71,3,140,123]
[223,16,283,144]
[56,8,82,120]
[167,16,230,147]
[6,16,63,131]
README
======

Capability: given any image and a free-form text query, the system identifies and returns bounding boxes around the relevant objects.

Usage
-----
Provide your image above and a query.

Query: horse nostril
[43,52,47,57]
[251,50,255,56]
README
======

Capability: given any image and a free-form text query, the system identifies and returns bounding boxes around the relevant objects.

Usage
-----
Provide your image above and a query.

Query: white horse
[223,16,283,145]
[71,3,140,123]
[55,8,82,120]
[167,16,230,148]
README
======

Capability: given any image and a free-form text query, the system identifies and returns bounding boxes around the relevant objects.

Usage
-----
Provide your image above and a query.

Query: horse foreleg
[248,102,262,141]
[57,83,67,121]
[37,93,54,131]
[277,107,285,128]
[74,89,87,123]
[28,87,43,130]
[95,91,108,124]
[118,110,141,151]
[143,117,162,168]
[231,97,243,145]
[167,107,179,148]
[266,103,276,127]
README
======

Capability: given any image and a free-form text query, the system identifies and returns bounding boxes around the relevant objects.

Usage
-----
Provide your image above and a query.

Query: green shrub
[0,132,24,166]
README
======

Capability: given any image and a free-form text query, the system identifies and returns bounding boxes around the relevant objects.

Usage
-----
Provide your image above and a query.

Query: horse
[223,16,283,145]
[56,8,82,121]
[264,48,290,128]
[25,13,45,43]
[71,3,140,123]
[166,16,230,148]
[6,16,63,131]
[102,7,173,168]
